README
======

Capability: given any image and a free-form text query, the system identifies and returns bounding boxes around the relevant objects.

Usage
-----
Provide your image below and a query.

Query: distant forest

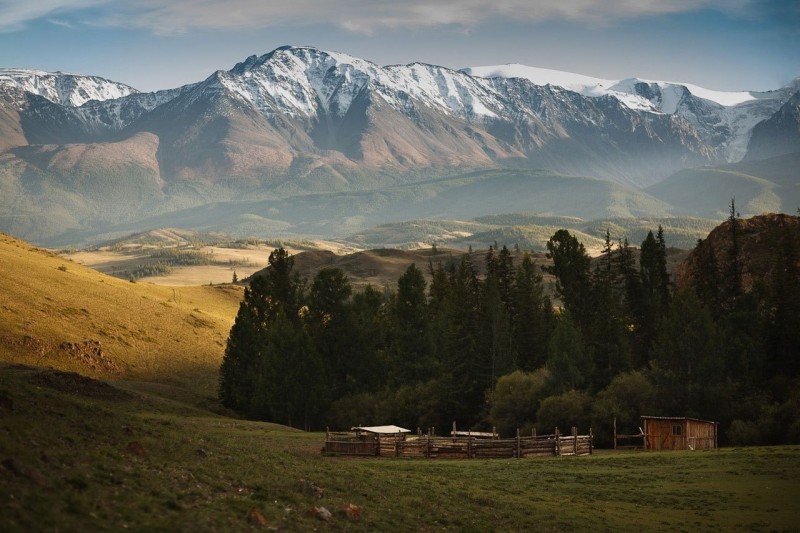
[219,212,800,446]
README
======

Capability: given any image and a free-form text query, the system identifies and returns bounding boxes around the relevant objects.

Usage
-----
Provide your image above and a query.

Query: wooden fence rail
[323,426,593,459]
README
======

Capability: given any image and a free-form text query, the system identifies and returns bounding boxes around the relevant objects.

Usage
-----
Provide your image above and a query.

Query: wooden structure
[612,416,645,451]
[323,425,411,456]
[641,416,718,450]
[323,425,593,459]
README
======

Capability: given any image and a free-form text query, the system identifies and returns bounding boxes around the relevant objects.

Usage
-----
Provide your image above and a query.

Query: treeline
[219,216,800,445]
[124,248,251,280]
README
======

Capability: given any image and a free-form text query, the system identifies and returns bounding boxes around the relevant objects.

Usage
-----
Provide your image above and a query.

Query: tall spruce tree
[307,268,358,400]
[219,247,321,424]
[219,273,272,417]
[513,253,552,371]
[388,264,434,386]
[546,229,591,329]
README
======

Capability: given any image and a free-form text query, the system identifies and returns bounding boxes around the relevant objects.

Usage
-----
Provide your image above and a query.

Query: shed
[641,416,718,450]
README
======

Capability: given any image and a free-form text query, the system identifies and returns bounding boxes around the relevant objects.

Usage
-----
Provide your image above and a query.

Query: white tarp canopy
[351,425,411,434]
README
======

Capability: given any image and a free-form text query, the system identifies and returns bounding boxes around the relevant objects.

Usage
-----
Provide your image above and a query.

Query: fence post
[516,428,521,458]
[573,426,578,455]
[396,431,400,458]
[589,427,594,455]
[468,435,472,459]
[613,416,617,450]
[426,428,431,458]
[555,427,560,456]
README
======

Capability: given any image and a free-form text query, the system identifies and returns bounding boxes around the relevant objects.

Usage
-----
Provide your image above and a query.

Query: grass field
[1,363,799,532]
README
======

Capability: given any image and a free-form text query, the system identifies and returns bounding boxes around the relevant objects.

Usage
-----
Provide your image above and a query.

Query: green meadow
[2,363,798,532]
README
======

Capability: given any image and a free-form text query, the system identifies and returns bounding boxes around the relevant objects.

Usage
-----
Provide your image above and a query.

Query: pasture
[1,363,798,532]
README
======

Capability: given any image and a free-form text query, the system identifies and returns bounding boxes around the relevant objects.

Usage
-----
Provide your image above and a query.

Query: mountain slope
[36,168,675,247]
[646,152,800,218]
[0,233,241,391]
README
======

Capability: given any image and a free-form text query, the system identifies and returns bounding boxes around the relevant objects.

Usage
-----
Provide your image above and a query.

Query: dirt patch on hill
[59,340,122,374]
[29,369,133,401]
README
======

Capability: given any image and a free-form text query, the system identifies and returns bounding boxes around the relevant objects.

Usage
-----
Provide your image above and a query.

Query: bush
[591,371,657,446]
[536,390,592,434]
[490,368,550,437]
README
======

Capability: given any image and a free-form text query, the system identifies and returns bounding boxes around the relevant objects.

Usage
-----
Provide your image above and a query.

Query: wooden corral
[323,426,593,459]
[641,416,718,450]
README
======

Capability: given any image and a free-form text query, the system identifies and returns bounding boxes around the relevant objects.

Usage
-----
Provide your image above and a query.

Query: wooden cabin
[642,416,718,450]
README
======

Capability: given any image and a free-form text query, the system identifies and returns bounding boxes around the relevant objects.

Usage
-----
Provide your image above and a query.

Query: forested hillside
[219,212,800,445]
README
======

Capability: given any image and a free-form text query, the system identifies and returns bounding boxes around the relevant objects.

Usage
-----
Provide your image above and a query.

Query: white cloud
[0,0,755,34]
[0,0,106,31]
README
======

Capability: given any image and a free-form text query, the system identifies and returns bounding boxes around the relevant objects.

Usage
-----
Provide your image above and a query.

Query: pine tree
[512,253,551,371]
[388,264,433,386]
[219,273,273,417]
[263,308,325,430]
[650,288,724,418]
[547,312,590,393]
[307,268,357,400]
[219,247,312,422]
[545,229,591,328]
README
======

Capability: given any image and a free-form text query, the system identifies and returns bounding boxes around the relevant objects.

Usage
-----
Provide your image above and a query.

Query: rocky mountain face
[745,91,800,161]
[0,68,137,107]
[677,213,800,293]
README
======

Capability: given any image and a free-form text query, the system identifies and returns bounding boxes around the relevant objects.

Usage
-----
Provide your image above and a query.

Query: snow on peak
[463,64,757,112]
[0,68,138,107]
[213,45,500,120]
[463,64,615,94]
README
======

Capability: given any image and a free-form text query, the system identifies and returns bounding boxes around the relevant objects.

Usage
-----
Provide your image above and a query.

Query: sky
[0,0,797,93]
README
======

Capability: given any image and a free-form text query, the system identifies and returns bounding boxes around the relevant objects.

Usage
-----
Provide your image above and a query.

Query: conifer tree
[307,268,357,400]
[547,312,590,393]
[388,264,433,386]
[545,229,591,328]
[513,253,551,370]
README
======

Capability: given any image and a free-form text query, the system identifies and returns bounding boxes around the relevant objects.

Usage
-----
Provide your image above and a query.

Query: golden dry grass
[0,233,241,397]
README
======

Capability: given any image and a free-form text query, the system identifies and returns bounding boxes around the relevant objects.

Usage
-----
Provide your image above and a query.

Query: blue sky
[0,0,797,93]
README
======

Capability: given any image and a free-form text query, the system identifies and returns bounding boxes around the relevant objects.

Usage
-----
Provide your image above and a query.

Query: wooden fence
[323,427,593,459]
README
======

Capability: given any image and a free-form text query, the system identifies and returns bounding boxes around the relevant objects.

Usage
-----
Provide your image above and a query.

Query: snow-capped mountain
[0,68,137,107]
[463,64,794,162]
[2,46,796,182]
[1,46,798,246]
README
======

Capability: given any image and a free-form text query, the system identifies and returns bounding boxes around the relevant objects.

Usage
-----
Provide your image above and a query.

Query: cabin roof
[641,416,718,425]
[351,425,411,434]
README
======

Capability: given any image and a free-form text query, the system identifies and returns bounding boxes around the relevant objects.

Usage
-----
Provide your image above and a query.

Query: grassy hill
[2,363,799,531]
[350,215,719,252]
[0,233,241,399]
